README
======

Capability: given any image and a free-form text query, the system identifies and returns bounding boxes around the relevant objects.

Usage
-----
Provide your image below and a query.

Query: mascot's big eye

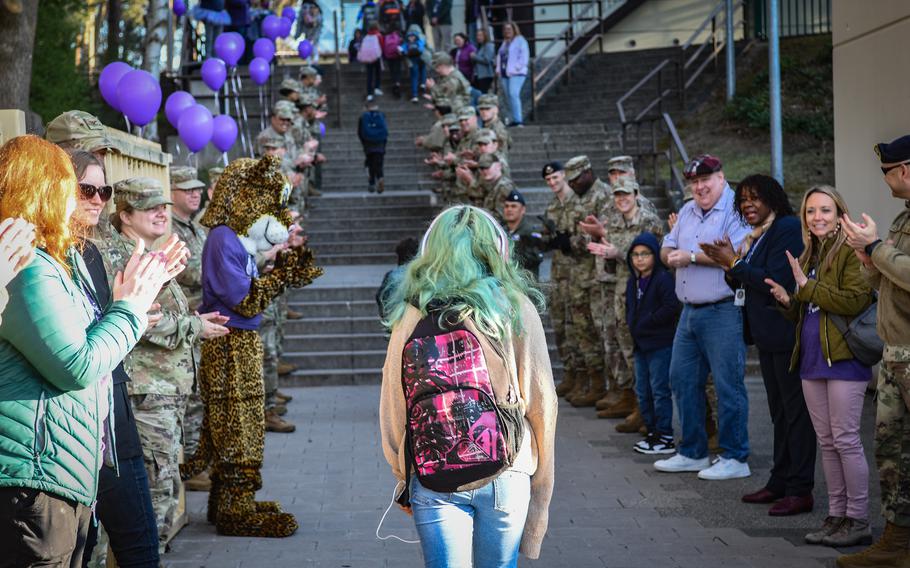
[280,182,292,207]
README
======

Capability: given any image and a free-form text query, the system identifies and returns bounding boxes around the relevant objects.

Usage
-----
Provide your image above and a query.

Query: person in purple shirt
[654,154,752,480]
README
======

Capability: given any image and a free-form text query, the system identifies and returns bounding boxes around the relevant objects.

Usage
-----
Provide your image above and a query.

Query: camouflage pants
[183,387,205,457]
[875,344,910,527]
[547,275,575,373]
[260,298,285,409]
[130,393,188,552]
[569,283,605,374]
[613,279,635,390]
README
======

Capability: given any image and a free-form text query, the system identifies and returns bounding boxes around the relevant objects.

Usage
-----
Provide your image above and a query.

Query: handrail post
[563,30,570,86]
[333,11,342,128]
[657,68,663,115]
[530,57,537,122]
[711,16,718,73]
[598,0,604,54]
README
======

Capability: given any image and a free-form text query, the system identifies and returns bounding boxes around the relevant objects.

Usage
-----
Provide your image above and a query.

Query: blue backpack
[359,110,388,143]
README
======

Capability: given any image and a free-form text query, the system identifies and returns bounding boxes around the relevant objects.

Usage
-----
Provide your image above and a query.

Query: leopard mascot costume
[181,155,323,537]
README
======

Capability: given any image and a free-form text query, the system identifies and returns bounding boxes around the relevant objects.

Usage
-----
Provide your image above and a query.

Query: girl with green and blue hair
[379,205,558,566]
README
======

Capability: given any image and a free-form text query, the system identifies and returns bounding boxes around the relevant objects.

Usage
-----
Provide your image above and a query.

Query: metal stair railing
[616,0,746,210]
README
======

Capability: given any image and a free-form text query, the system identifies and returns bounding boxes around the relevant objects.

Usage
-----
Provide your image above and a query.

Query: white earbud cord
[375,480,421,544]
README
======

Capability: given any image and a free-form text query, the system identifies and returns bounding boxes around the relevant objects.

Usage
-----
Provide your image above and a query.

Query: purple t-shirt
[799,305,872,382]
[199,225,263,330]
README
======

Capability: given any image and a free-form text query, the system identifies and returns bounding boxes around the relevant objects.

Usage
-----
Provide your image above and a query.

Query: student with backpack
[357,99,389,193]
[624,232,681,455]
[380,206,557,566]
[358,22,385,99]
[381,25,404,98]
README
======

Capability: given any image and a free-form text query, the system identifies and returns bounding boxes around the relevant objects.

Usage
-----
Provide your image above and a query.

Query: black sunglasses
[79,182,113,202]
[881,161,910,175]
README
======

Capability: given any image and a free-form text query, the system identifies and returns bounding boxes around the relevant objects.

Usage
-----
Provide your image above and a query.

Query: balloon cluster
[262,6,297,41]
[98,63,162,128]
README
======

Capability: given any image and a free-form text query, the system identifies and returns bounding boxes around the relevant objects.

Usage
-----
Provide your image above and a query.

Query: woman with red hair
[0,135,169,567]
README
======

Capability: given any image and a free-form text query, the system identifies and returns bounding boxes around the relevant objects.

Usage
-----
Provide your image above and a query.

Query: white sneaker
[374,88,384,96]
[697,457,751,480]
[654,454,710,473]
[366,94,374,102]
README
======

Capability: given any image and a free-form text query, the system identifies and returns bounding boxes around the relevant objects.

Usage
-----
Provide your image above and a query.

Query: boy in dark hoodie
[625,232,681,455]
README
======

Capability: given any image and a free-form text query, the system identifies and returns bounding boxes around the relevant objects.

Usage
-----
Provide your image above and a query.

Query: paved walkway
[164,377,882,568]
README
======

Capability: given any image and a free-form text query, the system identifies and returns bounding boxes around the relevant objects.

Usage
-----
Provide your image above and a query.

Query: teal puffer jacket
[0,248,146,506]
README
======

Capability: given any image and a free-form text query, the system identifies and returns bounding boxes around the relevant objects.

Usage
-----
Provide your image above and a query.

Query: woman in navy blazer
[702,174,817,516]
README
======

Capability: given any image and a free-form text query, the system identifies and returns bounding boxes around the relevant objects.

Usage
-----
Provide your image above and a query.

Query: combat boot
[835,522,910,568]
[286,308,304,320]
[275,389,294,403]
[269,403,288,416]
[555,369,577,398]
[185,470,212,492]
[570,371,606,407]
[615,407,645,433]
[597,389,636,418]
[265,409,296,433]
[277,361,298,376]
[595,390,622,411]
[565,374,589,405]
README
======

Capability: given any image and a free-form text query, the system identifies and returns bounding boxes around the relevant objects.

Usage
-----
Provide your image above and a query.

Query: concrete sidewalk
[164,379,880,567]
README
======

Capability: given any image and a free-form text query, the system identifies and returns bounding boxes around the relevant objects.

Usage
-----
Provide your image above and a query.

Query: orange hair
[0,135,79,273]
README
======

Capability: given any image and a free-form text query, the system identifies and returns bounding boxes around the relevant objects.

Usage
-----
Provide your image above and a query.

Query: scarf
[739,212,776,258]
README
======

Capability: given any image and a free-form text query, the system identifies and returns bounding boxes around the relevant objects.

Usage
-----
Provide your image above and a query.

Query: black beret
[541,161,563,178]
[505,189,526,205]
[874,135,910,164]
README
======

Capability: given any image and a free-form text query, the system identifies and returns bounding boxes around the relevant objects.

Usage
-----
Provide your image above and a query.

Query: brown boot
[595,390,622,411]
[597,389,636,418]
[185,470,212,492]
[565,374,589,405]
[615,407,644,433]
[555,369,577,398]
[265,409,296,433]
[570,371,606,407]
[308,187,323,197]
[277,361,298,376]
[270,403,288,416]
[835,522,910,568]
[286,308,304,320]
[275,389,294,403]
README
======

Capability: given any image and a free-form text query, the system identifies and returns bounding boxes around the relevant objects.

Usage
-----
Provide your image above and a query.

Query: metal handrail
[534,0,599,63]
[534,33,601,105]
[616,59,672,123]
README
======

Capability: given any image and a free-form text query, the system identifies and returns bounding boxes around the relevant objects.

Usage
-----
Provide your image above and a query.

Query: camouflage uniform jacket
[481,175,516,221]
[866,202,910,346]
[257,125,298,159]
[431,71,471,109]
[421,119,447,152]
[568,178,610,289]
[171,214,208,311]
[290,118,313,153]
[601,205,665,284]
[95,230,202,396]
[544,191,578,282]
[485,117,511,152]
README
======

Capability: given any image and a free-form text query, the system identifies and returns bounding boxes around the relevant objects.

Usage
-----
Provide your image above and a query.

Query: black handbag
[828,302,884,367]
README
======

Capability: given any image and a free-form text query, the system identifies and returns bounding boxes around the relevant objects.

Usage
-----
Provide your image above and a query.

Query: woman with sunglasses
[0,135,169,567]
[380,206,557,566]
[65,150,162,567]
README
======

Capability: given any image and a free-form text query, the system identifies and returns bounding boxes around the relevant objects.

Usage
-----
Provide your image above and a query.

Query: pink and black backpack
[400,306,524,493]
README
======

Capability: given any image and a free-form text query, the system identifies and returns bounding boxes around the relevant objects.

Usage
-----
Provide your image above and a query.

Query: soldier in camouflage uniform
[297,93,326,198]
[563,155,610,407]
[478,153,516,221]
[427,52,471,109]
[540,161,580,397]
[837,136,910,568]
[169,167,212,491]
[97,178,229,552]
[258,116,308,215]
[477,93,512,155]
[415,101,453,153]
[425,115,461,202]
[587,179,665,429]
[460,129,510,207]
[298,65,328,110]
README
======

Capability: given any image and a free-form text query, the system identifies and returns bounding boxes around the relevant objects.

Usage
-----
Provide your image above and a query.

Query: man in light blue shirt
[655,155,752,480]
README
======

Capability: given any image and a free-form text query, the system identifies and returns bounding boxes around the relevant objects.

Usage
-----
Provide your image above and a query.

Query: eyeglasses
[630,251,653,259]
[881,161,910,175]
[79,182,113,202]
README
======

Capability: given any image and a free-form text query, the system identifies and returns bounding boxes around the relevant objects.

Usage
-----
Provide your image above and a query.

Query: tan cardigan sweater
[380,295,557,559]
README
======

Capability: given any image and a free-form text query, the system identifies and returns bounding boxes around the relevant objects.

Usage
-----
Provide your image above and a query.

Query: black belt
[686,298,734,309]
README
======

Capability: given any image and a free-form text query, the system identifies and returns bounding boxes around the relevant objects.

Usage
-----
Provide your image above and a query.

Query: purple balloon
[279,17,293,38]
[178,104,214,153]
[201,58,227,91]
[253,38,276,62]
[214,32,244,67]
[249,57,270,86]
[165,91,195,129]
[211,114,239,152]
[319,122,326,136]
[116,70,162,127]
[297,39,313,60]
[262,15,282,41]
[98,61,132,111]
[173,0,186,17]
[281,6,296,22]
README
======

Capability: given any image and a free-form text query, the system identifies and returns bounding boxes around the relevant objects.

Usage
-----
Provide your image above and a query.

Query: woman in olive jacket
[766,185,875,549]
[0,136,168,567]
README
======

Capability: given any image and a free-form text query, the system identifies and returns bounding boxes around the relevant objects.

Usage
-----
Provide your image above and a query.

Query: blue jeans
[670,301,749,461]
[634,346,674,436]
[501,75,526,125]
[83,455,159,568]
[409,57,426,97]
[411,471,530,568]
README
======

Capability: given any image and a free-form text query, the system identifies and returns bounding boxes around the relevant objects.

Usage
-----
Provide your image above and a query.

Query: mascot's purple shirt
[200,225,263,330]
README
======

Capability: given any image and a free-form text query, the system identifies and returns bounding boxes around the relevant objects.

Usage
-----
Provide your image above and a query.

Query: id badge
[734,288,746,307]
